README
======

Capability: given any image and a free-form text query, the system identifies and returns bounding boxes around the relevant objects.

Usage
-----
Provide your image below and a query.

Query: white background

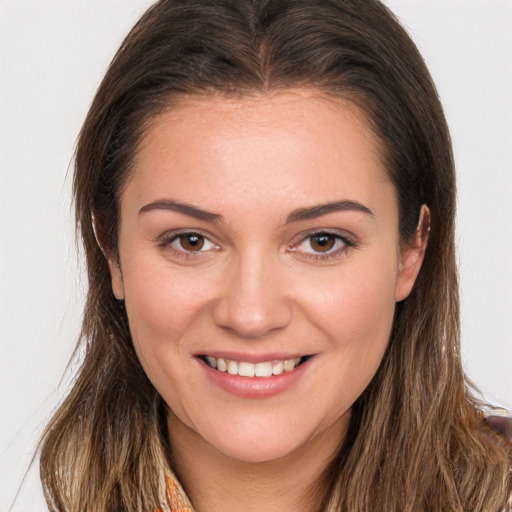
[1,1,511,510]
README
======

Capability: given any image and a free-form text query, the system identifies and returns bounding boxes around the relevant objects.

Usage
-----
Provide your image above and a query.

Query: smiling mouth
[199,355,313,377]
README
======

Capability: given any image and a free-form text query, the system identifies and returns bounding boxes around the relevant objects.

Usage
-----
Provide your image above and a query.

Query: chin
[194,411,341,465]
[212,435,302,464]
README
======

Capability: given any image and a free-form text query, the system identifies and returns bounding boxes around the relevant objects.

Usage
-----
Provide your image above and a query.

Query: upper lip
[195,351,312,363]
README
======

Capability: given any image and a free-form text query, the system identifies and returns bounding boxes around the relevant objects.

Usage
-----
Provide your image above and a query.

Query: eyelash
[157,229,357,262]
[289,230,357,262]
[158,230,220,260]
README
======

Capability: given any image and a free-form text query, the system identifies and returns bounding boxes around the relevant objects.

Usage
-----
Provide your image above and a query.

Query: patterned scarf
[161,473,194,512]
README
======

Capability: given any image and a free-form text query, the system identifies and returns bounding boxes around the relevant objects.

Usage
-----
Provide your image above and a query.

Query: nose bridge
[213,247,291,338]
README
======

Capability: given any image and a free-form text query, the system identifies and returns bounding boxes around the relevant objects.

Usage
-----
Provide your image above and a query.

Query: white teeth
[283,359,296,372]
[238,361,255,377]
[255,361,273,377]
[205,356,217,369]
[204,356,307,378]
[227,360,238,375]
[272,361,284,376]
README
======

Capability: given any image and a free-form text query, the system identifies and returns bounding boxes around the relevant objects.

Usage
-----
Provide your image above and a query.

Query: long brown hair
[40,1,512,510]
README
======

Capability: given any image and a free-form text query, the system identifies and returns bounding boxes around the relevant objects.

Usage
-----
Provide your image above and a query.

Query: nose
[212,253,292,339]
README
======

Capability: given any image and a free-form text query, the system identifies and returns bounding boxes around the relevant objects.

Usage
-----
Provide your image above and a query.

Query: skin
[107,90,428,512]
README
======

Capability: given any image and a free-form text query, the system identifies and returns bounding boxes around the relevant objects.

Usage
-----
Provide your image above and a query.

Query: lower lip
[199,358,312,398]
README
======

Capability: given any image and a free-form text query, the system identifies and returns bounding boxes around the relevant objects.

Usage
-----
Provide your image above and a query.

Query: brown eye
[163,231,218,256]
[309,233,336,252]
[291,231,352,260]
[179,233,205,252]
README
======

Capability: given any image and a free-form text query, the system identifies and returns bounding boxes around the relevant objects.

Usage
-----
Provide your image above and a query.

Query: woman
[39,0,512,511]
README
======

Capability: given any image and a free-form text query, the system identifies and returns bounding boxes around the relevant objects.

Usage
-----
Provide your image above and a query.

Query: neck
[167,412,349,512]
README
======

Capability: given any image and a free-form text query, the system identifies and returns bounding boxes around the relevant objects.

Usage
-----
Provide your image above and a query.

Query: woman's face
[109,90,424,463]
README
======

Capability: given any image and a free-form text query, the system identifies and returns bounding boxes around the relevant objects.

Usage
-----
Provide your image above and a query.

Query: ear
[107,256,125,301]
[92,215,125,301]
[395,205,430,302]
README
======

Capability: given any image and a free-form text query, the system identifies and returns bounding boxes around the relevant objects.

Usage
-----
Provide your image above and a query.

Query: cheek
[122,257,211,339]
[120,261,212,411]
[295,256,398,353]
[311,264,397,407]
[124,273,179,342]
[120,264,204,387]
[346,269,396,338]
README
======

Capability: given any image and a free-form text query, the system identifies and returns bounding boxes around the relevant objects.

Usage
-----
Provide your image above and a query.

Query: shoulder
[486,415,512,443]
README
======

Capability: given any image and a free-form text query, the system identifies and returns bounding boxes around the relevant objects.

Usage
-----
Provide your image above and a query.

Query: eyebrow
[138,198,374,224]
[139,200,222,222]
[285,200,374,224]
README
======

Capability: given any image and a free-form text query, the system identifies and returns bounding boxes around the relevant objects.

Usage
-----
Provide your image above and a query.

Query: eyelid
[289,229,358,260]
[158,229,220,256]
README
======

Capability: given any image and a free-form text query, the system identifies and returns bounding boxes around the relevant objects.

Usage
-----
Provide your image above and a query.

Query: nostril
[212,297,292,339]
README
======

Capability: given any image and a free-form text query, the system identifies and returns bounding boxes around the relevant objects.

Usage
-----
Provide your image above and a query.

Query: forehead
[125,89,393,220]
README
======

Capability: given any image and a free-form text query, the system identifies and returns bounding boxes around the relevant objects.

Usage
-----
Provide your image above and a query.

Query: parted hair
[40,1,512,511]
